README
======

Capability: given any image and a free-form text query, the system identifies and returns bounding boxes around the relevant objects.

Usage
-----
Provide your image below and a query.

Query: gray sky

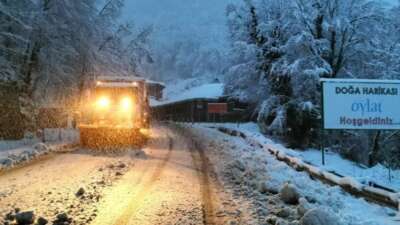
[121,0,398,49]
[122,0,239,49]
[385,0,399,6]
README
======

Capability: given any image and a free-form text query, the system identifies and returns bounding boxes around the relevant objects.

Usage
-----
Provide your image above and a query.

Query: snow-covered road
[0,125,258,225]
[91,125,257,225]
[1,123,397,225]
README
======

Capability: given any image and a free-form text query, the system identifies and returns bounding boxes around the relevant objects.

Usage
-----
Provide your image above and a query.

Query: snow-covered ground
[190,124,400,225]
[151,78,224,106]
[210,123,400,193]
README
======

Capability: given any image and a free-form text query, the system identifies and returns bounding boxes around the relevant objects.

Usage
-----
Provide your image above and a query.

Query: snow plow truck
[79,76,150,149]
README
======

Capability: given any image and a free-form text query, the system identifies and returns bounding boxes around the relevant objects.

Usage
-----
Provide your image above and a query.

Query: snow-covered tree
[295,0,387,78]
[151,39,226,83]
[226,0,400,164]
[224,1,267,112]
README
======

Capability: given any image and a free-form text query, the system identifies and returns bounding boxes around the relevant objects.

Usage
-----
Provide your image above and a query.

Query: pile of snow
[280,183,300,204]
[300,208,341,225]
[0,142,75,171]
[151,78,224,106]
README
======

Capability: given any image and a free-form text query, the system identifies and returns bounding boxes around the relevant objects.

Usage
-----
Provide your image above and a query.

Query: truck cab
[79,76,150,149]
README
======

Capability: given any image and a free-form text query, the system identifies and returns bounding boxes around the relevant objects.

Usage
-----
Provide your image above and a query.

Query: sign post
[321,78,400,165]
[321,83,325,165]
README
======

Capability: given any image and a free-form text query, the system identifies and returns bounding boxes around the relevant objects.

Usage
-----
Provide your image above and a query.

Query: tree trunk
[314,14,324,39]
[369,131,381,167]
[328,30,337,78]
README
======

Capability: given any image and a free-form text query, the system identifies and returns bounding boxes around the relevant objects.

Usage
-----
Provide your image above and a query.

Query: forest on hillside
[224,0,400,168]
[0,0,153,134]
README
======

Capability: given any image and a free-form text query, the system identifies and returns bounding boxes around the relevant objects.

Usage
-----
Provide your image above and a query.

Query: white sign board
[322,79,400,130]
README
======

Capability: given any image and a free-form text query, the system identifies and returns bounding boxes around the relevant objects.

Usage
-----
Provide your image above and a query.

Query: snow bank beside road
[0,129,79,171]
[0,143,77,172]
[0,139,39,151]
[217,126,400,209]
[215,123,400,193]
[189,125,399,225]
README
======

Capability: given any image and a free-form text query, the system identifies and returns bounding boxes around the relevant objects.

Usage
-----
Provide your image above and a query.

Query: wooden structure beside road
[151,97,247,123]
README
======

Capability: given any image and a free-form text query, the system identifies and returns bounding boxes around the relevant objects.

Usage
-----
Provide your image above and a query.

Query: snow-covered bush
[256,31,326,147]
[258,98,320,148]
[285,101,320,148]
[257,95,288,135]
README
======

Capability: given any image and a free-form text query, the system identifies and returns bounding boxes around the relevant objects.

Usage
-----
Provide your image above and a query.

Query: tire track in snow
[112,135,174,225]
[189,139,217,225]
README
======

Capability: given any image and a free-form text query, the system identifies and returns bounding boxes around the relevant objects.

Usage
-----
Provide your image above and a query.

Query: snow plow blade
[79,126,148,149]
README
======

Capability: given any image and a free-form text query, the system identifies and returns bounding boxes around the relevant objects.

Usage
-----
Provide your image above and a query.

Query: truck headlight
[97,96,110,109]
[121,97,133,111]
